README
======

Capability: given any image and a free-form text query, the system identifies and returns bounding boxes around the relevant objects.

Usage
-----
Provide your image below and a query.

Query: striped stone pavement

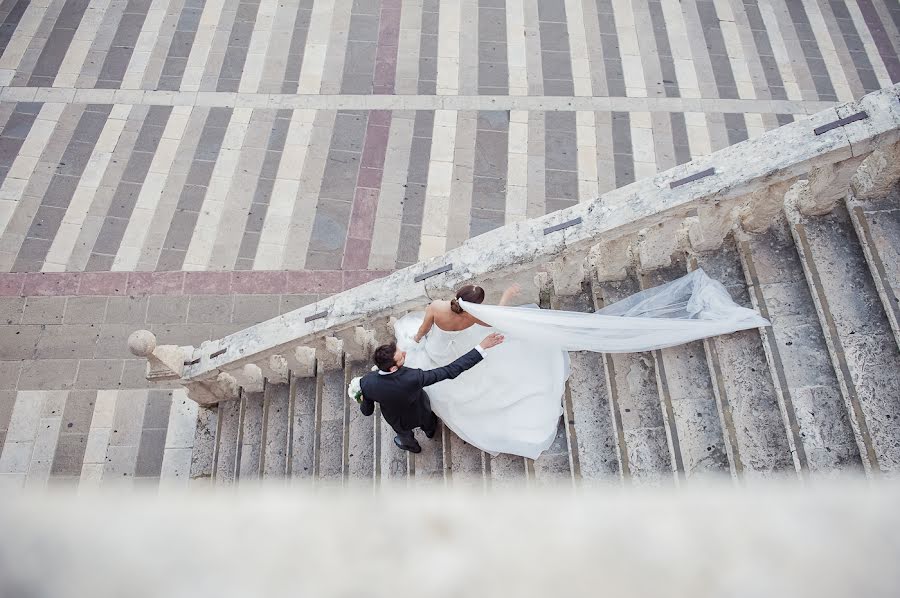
[0,0,893,273]
[0,0,898,487]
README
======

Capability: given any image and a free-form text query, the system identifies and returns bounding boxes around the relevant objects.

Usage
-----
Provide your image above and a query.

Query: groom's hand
[479,333,504,350]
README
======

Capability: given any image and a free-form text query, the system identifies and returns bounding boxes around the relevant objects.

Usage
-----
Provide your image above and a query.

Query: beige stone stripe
[419,109,458,259]
[0,392,50,488]
[577,111,600,202]
[207,109,274,270]
[253,109,316,270]
[611,0,647,97]
[183,108,253,270]
[744,113,767,139]
[659,0,701,98]
[53,0,113,88]
[506,0,528,96]
[801,0,854,102]
[0,103,65,241]
[522,0,543,95]
[684,111,713,159]
[444,111,475,250]
[239,0,279,93]
[814,0,867,99]
[297,0,337,94]
[43,105,131,272]
[112,105,193,271]
[160,389,198,484]
[281,109,335,269]
[714,0,756,99]
[25,392,66,489]
[565,0,594,96]
[595,112,616,194]
[79,390,118,487]
[319,0,353,94]
[845,0,894,88]
[368,112,415,269]
[120,0,178,90]
[395,0,422,95]
[756,1,803,101]
[0,0,53,85]
[526,111,545,217]
[505,109,529,222]
[630,111,656,180]
[436,0,461,95]
[181,0,228,92]
[258,0,298,93]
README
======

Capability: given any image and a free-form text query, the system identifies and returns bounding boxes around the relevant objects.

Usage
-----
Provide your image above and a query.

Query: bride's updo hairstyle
[450,285,485,314]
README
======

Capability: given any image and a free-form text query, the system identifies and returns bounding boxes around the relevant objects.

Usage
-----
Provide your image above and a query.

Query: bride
[393,269,769,460]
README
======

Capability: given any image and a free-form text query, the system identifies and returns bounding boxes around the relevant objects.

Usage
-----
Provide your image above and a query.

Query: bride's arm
[414,305,435,342]
[498,283,521,306]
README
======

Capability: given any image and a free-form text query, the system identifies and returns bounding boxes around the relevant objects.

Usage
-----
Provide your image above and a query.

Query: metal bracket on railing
[670,167,715,189]
[813,111,868,135]
[210,348,226,359]
[543,217,582,235]
[414,264,452,283]
[184,357,201,366]
[304,310,329,323]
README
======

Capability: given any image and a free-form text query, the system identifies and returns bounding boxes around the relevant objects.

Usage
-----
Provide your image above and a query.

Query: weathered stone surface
[262,383,289,478]
[289,376,317,479]
[738,223,861,476]
[846,190,900,347]
[446,430,481,488]
[189,406,217,482]
[214,400,241,484]
[850,142,900,201]
[238,392,264,480]
[593,275,672,485]
[788,203,900,473]
[692,241,795,480]
[530,419,571,486]
[552,291,620,485]
[317,369,345,482]
[346,361,374,486]
[640,265,729,480]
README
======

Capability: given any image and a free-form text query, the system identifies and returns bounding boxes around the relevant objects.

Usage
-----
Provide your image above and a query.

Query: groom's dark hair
[373,342,398,372]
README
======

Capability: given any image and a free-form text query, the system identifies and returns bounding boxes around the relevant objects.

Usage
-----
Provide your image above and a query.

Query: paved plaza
[0,0,898,485]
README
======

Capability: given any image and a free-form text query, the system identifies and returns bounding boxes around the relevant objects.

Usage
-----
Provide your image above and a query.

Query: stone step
[237,391,264,480]
[551,290,621,486]
[444,430,485,489]
[528,419,573,486]
[188,405,217,485]
[690,240,796,480]
[315,367,345,483]
[261,382,289,478]
[787,203,900,474]
[378,406,410,484]
[288,375,317,479]
[638,265,730,480]
[737,222,862,476]
[591,275,674,485]
[213,399,241,484]
[489,452,527,488]
[846,189,900,349]
[345,360,375,487]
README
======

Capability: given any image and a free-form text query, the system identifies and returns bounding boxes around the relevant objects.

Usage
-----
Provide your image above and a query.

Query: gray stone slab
[189,406,217,481]
[262,382,289,477]
[290,376,317,479]
[317,369,345,482]
[64,297,108,324]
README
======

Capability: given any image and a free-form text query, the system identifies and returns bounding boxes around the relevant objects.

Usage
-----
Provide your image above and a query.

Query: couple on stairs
[358,270,769,459]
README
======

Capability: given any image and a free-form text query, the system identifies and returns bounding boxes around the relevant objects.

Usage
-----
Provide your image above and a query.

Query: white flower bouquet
[348,377,363,403]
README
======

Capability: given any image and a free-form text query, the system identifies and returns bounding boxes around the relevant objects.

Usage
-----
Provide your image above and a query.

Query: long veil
[458,269,768,353]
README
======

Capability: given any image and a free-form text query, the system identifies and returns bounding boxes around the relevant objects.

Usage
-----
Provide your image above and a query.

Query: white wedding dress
[394,269,769,459]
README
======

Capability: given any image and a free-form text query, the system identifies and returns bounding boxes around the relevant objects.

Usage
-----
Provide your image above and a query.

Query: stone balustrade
[130,84,900,406]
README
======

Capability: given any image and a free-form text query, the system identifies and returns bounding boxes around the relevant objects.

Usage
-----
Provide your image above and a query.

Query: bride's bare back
[430,300,484,331]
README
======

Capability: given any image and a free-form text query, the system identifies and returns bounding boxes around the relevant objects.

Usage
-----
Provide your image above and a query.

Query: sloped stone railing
[130,85,900,405]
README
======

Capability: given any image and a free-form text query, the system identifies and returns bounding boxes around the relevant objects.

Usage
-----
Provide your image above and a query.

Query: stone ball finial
[128,329,157,357]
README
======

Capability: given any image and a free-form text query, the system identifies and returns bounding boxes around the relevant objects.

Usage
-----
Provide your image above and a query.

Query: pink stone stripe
[0,270,392,297]
[342,110,392,269]
[373,0,402,94]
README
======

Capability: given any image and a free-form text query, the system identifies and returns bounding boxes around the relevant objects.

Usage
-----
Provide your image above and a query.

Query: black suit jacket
[359,348,484,433]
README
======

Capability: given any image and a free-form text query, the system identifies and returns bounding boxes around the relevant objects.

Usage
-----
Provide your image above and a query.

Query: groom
[359,332,505,453]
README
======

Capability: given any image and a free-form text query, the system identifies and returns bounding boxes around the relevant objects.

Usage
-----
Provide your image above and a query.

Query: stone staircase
[133,85,900,488]
[169,188,900,488]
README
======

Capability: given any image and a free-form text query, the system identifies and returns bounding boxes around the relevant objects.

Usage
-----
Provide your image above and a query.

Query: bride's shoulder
[428,300,451,312]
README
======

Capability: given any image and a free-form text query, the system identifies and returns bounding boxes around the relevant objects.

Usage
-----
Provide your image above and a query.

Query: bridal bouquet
[348,377,363,403]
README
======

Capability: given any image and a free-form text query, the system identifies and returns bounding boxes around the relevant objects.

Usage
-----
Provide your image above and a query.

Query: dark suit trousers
[395,411,438,442]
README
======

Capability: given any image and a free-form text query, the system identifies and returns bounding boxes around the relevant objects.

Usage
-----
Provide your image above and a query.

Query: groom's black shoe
[423,414,440,439]
[394,435,422,453]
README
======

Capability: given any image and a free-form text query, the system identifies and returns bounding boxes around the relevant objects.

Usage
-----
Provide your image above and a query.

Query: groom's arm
[418,348,484,387]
